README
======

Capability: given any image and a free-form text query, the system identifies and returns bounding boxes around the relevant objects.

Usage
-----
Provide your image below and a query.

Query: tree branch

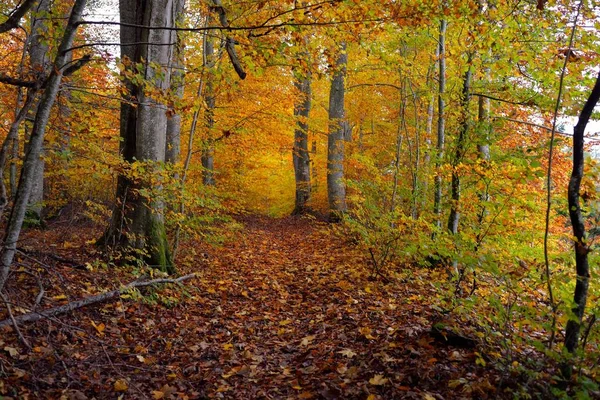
[0,73,37,88]
[0,0,38,34]
[472,92,538,107]
[62,54,92,77]
[0,274,196,327]
[211,0,246,79]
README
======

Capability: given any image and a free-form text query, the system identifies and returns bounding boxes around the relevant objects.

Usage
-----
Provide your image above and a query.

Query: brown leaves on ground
[0,215,496,399]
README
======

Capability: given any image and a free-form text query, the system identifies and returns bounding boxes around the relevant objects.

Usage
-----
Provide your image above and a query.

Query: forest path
[5,215,490,399]
[169,215,484,399]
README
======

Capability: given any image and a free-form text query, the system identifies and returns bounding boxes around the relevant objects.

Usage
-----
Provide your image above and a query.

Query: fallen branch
[0,274,195,327]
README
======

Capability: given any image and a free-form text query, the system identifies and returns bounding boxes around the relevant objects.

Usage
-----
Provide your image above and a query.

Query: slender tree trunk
[165,0,185,170]
[476,68,491,224]
[0,0,87,292]
[391,79,405,214]
[292,69,312,215]
[202,23,216,186]
[26,0,52,222]
[327,42,348,222]
[447,63,472,234]
[433,19,446,232]
[562,70,600,379]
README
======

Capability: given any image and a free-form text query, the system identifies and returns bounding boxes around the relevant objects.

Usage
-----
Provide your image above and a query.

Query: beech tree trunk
[165,0,185,169]
[202,23,216,186]
[433,19,446,232]
[292,69,312,215]
[101,0,180,273]
[447,64,472,234]
[0,0,87,292]
[25,0,52,222]
[562,70,600,379]
[476,68,491,224]
[327,43,348,222]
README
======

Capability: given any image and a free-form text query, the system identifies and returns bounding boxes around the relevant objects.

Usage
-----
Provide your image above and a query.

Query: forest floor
[0,214,511,399]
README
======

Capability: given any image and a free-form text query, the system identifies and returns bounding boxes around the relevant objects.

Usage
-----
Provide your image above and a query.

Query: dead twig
[0,274,196,328]
[0,291,31,349]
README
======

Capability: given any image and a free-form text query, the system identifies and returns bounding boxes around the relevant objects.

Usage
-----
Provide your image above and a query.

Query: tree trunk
[327,43,348,222]
[202,22,216,186]
[0,0,87,292]
[447,63,472,234]
[26,0,52,223]
[562,70,600,379]
[101,0,180,273]
[433,19,446,232]
[476,67,491,224]
[292,69,312,215]
[165,0,185,169]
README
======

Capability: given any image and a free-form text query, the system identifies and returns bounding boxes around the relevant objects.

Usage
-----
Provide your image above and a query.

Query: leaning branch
[0,0,38,34]
[211,0,246,79]
[0,73,37,88]
[0,274,196,327]
[471,92,539,107]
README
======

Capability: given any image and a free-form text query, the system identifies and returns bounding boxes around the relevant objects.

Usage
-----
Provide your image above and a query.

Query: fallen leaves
[113,378,128,392]
[0,216,496,399]
[369,374,388,385]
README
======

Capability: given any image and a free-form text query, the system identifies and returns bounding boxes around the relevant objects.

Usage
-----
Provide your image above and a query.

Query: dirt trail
[2,215,491,399]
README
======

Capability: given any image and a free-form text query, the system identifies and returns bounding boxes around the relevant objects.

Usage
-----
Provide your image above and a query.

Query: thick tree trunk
[327,43,348,222]
[562,70,600,379]
[0,0,87,292]
[292,70,312,215]
[447,64,472,234]
[433,19,446,232]
[101,0,180,273]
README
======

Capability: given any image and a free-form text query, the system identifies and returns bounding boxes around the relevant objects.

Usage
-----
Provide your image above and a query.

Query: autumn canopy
[0,0,600,398]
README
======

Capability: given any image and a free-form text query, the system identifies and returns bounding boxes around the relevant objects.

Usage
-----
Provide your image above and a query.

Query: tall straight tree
[447,62,472,234]
[0,0,87,291]
[165,0,186,170]
[327,42,347,221]
[292,64,312,215]
[201,13,216,186]
[101,0,182,272]
[562,70,600,379]
[433,18,446,232]
[26,0,52,222]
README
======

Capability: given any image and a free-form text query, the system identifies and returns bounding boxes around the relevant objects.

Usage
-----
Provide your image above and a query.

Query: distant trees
[292,59,312,215]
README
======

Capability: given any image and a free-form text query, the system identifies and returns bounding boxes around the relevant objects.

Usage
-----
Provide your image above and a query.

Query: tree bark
[0,0,87,292]
[327,42,348,222]
[447,63,472,234]
[101,0,181,273]
[165,0,185,169]
[433,19,446,232]
[202,19,216,186]
[562,70,600,379]
[292,69,312,215]
[26,0,53,223]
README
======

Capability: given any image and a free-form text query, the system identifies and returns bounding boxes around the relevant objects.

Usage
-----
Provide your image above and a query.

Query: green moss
[146,217,175,274]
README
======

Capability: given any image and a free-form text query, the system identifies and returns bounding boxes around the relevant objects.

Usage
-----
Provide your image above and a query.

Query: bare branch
[0,274,196,327]
[0,0,38,34]
[211,0,246,79]
[0,73,38,88]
